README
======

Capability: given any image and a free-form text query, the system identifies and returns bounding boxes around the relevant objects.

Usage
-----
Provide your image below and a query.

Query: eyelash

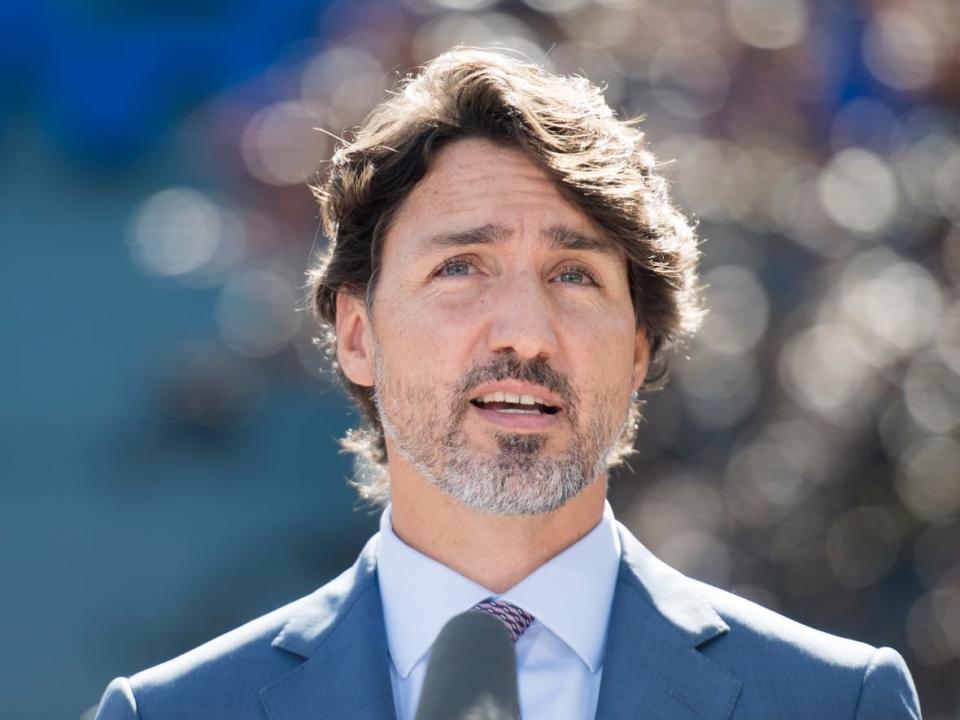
[433,257,599,286]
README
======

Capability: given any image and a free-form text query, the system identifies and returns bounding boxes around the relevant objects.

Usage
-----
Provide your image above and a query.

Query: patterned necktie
[472,598,535,643]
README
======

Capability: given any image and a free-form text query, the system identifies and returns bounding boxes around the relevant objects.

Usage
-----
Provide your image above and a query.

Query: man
[96,48,921,719]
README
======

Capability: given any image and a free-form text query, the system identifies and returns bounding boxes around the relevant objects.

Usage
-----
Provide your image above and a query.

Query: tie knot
[472,599,535,643]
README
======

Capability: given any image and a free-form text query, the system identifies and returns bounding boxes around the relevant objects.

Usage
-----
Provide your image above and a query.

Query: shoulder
[95,591,315,720]
[694,578,877,666]
[691,577,890,670]
[133,593,312,705]
[613,523,920,718]
[692,581,920,718]
[96,536,381,720]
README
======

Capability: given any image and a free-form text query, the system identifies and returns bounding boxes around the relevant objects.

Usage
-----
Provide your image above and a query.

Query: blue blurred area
[0,0,322,166]
[0,2,378,717]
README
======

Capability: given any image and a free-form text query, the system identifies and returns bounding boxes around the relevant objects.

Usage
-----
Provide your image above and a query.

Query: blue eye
[442,261,472,276]
[560,270,587,284]
[557,266,596,285]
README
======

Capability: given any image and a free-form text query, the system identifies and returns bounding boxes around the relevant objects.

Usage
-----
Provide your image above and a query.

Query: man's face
[349,137,649,515]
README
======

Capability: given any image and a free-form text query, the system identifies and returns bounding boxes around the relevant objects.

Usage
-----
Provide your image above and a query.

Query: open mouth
[469,392,561,416]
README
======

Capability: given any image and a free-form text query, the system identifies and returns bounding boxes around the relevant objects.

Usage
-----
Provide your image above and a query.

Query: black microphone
[414,610,521,720]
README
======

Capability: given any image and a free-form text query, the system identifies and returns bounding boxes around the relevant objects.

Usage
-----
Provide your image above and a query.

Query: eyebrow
[421,222,617,257]
[422,223,511,251]
[543,224,617,256]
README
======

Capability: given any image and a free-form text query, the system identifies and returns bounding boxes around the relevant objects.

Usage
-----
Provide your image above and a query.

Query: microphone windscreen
[414,610,520,720]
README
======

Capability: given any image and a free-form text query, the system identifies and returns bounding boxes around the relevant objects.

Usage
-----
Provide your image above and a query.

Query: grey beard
[374,356,628,516]
[378,410,610,516]
[430,421,613,516]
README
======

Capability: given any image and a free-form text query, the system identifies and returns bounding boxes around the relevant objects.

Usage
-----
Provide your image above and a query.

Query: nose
[485,271,559,361]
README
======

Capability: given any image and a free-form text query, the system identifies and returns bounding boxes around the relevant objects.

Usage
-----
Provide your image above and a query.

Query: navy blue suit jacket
[96,524,921,719]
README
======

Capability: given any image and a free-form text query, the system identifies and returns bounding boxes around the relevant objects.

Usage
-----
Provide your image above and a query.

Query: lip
[468,381,564,409]
[470,403,563,431]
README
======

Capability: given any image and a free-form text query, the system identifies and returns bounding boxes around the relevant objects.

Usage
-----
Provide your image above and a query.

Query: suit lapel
[260,535,397,720]
[595,524,742,720]
[257,523,742,720]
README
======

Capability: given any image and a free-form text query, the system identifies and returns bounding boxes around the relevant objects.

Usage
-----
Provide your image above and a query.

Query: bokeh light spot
[838,249,942,357]
[779,323,877,420]
[863,9,940,92]
[520,0,590,15]
[937,299,960,376]
[301,47,386,120]
[679,351,760,428]
[725,0,808,50]
[129,188,222,277]
[700,264,770,355]
[818,148,898,235]
[413,13,543,65]
[241,101,331,186]
[895,436,960,521]
[903,352,960,434]
[650,42,731,120]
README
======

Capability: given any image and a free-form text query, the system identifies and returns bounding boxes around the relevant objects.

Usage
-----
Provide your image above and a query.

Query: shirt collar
[376,501,622,676]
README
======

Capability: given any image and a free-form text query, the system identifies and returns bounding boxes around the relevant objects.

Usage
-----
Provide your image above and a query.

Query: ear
[632,328,651,392]
[335,291,375,387]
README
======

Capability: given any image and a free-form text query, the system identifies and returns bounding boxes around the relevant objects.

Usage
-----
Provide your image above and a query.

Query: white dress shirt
[376,502,622,720]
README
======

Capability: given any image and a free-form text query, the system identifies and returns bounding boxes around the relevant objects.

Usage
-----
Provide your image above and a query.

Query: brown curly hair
[307,48,703,502]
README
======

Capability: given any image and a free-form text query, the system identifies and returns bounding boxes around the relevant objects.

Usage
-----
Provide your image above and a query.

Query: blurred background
[1,0,958,717]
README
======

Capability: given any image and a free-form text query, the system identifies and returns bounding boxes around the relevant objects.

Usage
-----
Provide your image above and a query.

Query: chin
[430,453,597,517]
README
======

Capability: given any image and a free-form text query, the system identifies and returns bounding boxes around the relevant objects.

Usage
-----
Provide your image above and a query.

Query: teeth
[476,391,551,406]
[498,408,538,414]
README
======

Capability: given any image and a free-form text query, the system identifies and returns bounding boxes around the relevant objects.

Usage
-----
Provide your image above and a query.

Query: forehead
[385,138,611,254]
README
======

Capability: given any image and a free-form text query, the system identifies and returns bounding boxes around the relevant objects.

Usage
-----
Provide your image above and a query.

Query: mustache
[453,353,579,416]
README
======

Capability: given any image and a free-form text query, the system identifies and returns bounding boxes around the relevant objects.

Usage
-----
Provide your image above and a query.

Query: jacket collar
[259,535,397,720]
[594,522,742,720]
[260,523,742,720]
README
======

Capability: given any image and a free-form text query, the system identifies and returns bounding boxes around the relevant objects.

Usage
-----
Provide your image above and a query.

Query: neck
[387,452,608,594]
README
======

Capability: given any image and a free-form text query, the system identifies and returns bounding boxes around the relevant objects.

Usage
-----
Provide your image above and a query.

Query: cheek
[375,301,473,380]
[571,315,639,392]
[401,287,487,346]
